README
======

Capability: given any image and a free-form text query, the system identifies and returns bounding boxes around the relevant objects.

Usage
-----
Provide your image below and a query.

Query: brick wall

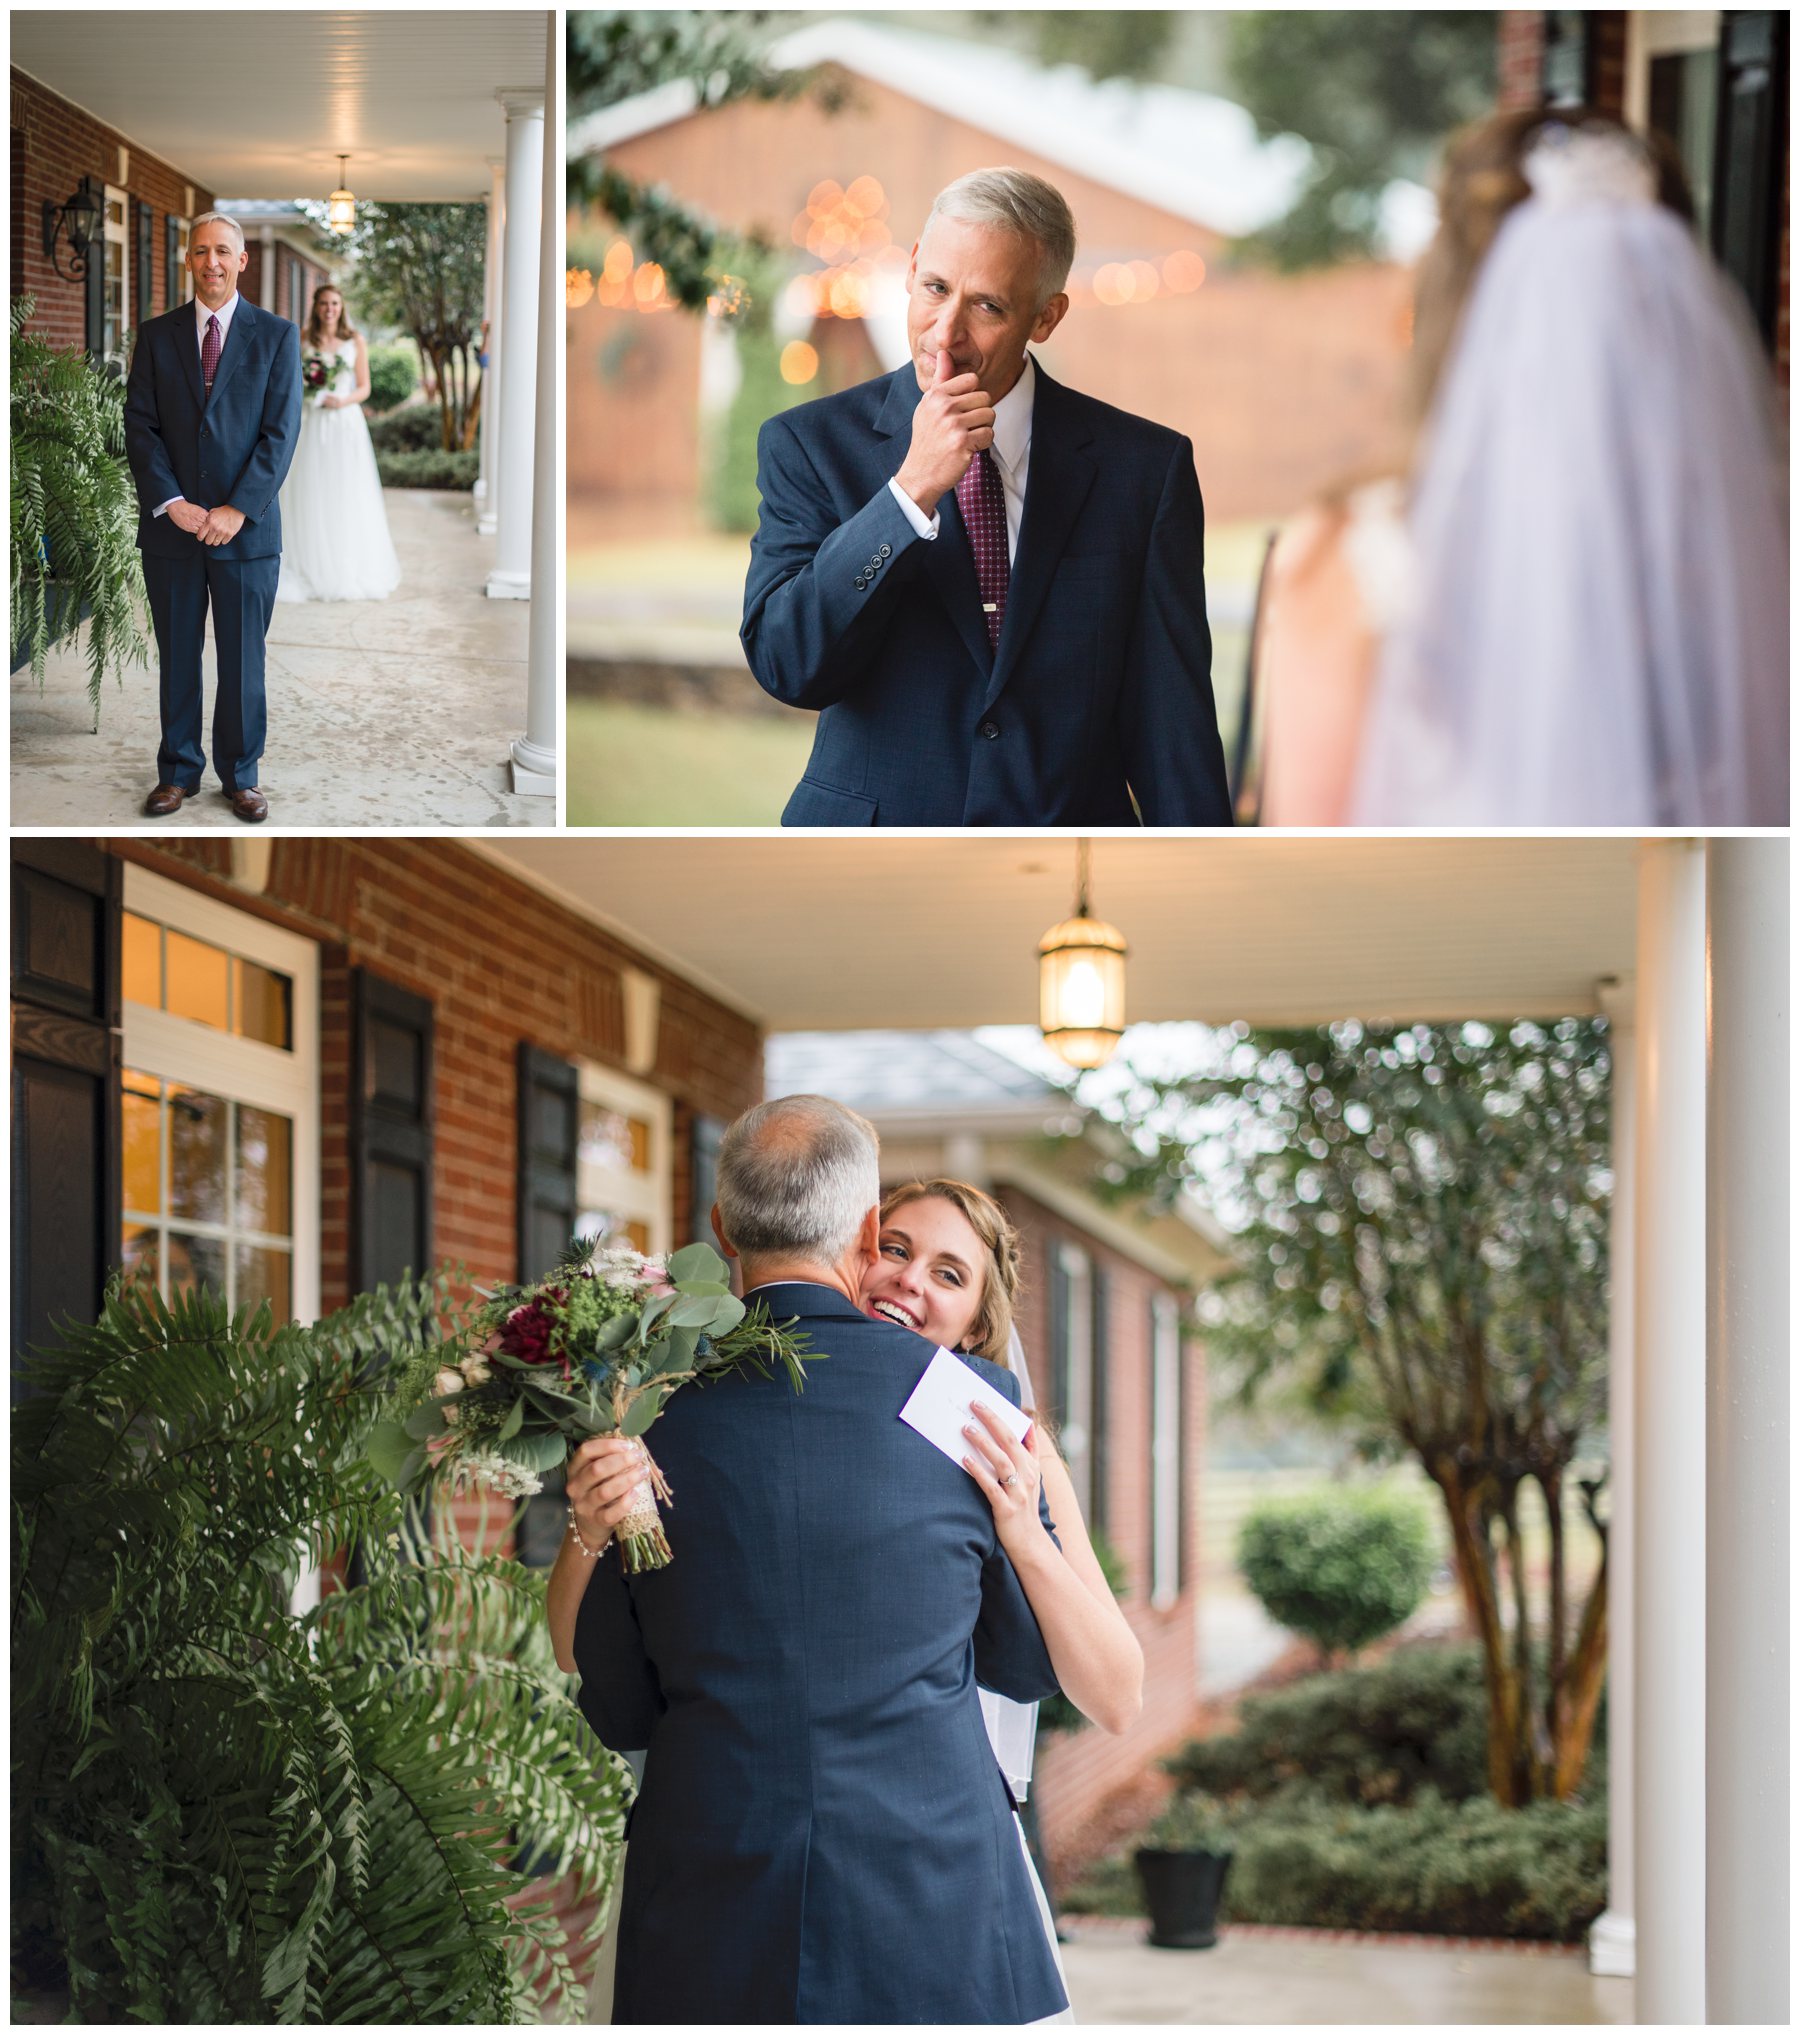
[11,68,212,350]
[997,1183,1206,1865]
[570,70,1411,528]
[1496,11,1547,110]
[108,838,763,1303]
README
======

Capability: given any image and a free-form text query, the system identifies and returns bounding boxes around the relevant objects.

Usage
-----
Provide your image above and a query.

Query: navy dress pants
[141,549,280,792]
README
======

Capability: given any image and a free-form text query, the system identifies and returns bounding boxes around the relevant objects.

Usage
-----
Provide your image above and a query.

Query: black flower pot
[1134,1845,1233,1949]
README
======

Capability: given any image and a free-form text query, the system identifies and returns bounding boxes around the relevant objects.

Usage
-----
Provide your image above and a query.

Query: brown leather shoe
[227,786,269,824]
[143,782,190,817]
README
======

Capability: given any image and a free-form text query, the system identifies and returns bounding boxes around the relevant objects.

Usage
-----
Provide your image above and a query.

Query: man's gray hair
[189,211,245,252]
[924,167,1077,306]
[716,1094,881,1263]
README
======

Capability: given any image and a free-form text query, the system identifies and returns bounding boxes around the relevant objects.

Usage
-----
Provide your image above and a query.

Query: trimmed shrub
[368,406,451,453]
[376,448,479,491]
[708,325,805,533]
[1166,1643,1495,1806]
[1237,1486,1434,1661]
[1065,1788,1608,1942]
[366,343,418,413]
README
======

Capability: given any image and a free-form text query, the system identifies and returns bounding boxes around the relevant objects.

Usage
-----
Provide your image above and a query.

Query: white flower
[452,1448,543,1500]
[587,1242,666,1289]
[460,1354,492,1386]
[434,1366,465,1398]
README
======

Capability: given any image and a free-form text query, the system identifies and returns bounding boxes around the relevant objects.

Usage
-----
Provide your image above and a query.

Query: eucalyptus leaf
[667,1242,727,1284]
[501,1428,569,1473]
[364,1419,417,1490]
[497,1396,526,1442]
[402,1400,455,1442]
[664,1293,728,1329]
[621,1389,665,1438]
[635,1293,675,1344]
[707,1294,746,1335]
[595,1315,637,1353]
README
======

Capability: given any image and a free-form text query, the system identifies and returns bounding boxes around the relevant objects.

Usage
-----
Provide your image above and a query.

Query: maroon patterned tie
[201,313,221,396]
[955,448,1010,651]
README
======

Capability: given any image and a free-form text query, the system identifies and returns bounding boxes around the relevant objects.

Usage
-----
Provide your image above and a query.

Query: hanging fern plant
[12,1275,628,2023]
[10,296,153,725]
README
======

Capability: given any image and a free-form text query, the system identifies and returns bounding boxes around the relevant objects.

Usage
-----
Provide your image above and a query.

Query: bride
[277,285,401,603]
[549,1178,1143,2023]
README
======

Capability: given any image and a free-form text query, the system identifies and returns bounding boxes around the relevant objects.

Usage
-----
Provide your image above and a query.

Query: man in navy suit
[742,166,1231,828]
[573,1095,1069,2024]
[124,212,301,822]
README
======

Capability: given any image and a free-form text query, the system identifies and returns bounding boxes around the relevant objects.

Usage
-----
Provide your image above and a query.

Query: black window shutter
[11,842,121,1397]
[690,1113,725,1244]
[351,970,434,1294]
[516,1044,580,1570]
[517,1044,579,1282]
[135,199,153,326]
[1046,1243,1073,1429]
[164,215,178,310]
[1088,1265,1110,1540]
[1541,10,1594,106]
[1712,11,1788,346]
[81,176,105,360]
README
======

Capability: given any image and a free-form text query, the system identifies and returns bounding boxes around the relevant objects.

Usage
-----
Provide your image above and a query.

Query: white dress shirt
[888,353,1035,562]
[155,292,243,517]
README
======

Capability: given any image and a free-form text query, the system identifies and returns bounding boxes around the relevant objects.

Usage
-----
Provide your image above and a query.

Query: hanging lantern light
[326,157,357,236]
[1038,839,1128,1070]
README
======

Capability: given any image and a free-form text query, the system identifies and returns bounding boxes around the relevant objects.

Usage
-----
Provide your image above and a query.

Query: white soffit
[481,837,1641,1032]
[10,11,548,201]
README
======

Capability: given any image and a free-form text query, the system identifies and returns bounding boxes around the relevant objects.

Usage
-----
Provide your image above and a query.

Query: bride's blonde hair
[878,1179,1021,1365]
[305,285,358,349]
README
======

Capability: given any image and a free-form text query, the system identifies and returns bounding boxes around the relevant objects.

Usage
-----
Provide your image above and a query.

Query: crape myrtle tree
[568,10,843,318]
[339,202,487,452]
[1096,1016,1612,1806]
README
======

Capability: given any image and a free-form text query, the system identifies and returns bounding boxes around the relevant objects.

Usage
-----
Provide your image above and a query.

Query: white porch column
[1587,975,1636,1980]
[1703,840,1789,2025]
[1631,840,1706,2026]
[509,17,560,794]
[474,157,503,532]
[259,225,277,311]
[486,84,544,599]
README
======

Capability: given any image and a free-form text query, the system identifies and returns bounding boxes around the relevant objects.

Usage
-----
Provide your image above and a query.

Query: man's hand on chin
[199,505,246,547]
[166,500,209,537]
[895,348,995,513]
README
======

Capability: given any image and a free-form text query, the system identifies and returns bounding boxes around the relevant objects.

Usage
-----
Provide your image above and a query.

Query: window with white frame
[577,1061,671,1256]
[1150,1293,1182,1608]
[119,868,320,1327]
[101,182,130,372]
[1052,1240,1095,1521]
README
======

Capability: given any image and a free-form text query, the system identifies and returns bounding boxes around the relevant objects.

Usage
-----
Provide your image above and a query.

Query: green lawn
[568,700,811,827]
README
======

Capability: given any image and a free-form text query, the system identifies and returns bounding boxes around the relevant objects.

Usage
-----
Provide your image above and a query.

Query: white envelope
[899,1345,1031,1471]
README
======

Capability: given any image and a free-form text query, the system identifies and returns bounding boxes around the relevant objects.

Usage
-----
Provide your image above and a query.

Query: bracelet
[567,1505,607,1560]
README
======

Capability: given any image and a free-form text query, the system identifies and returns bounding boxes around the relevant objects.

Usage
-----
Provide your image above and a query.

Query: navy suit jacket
[742,358,1232,827]
[124,298,301,562]
[573,1284,1068,2025]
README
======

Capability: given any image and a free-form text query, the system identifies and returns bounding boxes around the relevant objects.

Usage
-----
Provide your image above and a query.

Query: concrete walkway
[1060,1921,1634,2024]
[11,490,552,827]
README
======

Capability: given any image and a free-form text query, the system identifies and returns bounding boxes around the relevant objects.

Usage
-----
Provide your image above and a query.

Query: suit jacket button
[879,543,892,557]
[854,575,866,590]
[979,720,1000,740]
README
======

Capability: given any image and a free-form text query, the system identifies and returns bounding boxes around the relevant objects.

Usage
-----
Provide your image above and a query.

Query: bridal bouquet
[364,1240,813,1571]
[302,350,353,407]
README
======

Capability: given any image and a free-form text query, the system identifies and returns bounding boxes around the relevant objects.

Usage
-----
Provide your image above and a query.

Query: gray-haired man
[742,166,1231,829]
[571,1093,1068,2023]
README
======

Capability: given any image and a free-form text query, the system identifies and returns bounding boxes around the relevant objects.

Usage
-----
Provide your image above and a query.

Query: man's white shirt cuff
[887,478,939,540]
[154,498,181,518]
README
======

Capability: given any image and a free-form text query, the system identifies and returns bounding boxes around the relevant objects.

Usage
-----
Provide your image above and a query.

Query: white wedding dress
[276,340,401,603]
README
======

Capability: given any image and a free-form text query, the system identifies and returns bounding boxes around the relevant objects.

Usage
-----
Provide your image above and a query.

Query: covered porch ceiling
[481,837,1642,1032]
[10,10,548,201]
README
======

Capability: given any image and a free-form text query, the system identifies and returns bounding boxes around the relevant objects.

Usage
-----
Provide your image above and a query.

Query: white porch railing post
[1631,839,1707,2025]
[1587,974,1636,1980]
[1703,839,1789,2024]
[475,158,503,533]
[509,12,560,794]
[486,84,544,600]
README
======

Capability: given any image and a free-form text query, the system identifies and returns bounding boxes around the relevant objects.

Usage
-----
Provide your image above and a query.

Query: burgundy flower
[498,1288,567,1368]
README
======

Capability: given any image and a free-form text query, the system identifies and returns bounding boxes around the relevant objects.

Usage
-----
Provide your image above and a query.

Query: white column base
[509,737,557,795]
[486,568,531,600]
[1588,1910,1636,1977]
[476,507,498,536]
[472,477,487,506]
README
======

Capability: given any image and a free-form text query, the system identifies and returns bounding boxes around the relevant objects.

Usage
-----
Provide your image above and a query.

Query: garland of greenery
[9,298,151,724]
[12,1275,627,2022]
